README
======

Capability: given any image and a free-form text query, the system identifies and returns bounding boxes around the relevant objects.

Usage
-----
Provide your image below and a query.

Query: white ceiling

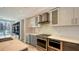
[0,7,54,21]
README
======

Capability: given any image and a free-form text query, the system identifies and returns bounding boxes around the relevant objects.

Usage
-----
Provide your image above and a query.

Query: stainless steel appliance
[48,39,63,51]
[36,34,50,51]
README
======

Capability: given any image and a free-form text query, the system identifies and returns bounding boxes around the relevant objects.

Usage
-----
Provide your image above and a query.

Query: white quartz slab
[48,35,79,44]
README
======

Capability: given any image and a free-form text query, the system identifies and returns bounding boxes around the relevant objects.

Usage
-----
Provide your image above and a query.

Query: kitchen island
[0,37,28,51]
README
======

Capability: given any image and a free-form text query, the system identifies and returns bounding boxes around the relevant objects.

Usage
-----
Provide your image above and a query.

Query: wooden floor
[0,37,39,51]
[25,43,39,51]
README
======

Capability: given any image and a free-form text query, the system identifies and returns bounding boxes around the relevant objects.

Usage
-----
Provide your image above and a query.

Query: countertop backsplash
[35,24,79,39]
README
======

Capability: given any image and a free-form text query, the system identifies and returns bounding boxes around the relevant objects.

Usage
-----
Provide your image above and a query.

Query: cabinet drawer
[63,46,77,51]
[63,42,79,51]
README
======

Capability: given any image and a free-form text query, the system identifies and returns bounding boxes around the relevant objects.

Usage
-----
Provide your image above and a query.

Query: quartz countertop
[48,35,79,44]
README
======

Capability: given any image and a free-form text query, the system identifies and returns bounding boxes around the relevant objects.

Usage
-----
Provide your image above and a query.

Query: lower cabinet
[26,35,31,44]
[48,47,57,51]
[26,34,37,47]
[30,35,37,47]
[47,39,79,51]
[63,42,79,51]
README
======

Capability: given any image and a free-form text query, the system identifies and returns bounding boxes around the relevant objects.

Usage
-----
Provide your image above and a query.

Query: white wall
[36,24,79,38]
[20,19,24,41]
[53,26,79,37]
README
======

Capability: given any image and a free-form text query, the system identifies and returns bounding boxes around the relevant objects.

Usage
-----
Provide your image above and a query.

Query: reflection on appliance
[37,39,46,47]
[36,34,50,51]
[49,39,60,49]
[48,39,63,51]
[37,38,47,51]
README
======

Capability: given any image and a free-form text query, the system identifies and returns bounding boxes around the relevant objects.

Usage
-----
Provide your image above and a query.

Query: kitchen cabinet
[31,17,40,27]
[42,13,49,22]
[47,38,79,51]
[63,42,79,51]
[58,7,74,26]
[38,15,42,23]
[26,35,31,44]
[48,46,57,51]
[49,8,58,26]
[26,34,37,46]
[50,7,79,26]
[30,35,37,47]
[74,8,79,25]
[38,13,49,24]
[58,7,79,26]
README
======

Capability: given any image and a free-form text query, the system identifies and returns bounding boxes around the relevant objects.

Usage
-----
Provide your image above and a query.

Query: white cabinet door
[35,16,40,27]
[49,8,58,26]
[74,7,79,25]
[31,17,40,27]
[31,17,36,27]
[58,7,74,26]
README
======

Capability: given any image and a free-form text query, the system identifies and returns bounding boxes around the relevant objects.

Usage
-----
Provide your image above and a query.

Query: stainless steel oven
[48,39,63,51]
[36,34,50,51]
[37,38,48,51]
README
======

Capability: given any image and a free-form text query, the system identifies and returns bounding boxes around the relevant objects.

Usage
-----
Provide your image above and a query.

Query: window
[0,20,12,37]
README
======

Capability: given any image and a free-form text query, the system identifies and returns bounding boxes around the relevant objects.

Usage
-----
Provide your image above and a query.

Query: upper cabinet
[74,8,79,25]
[31,17,40,27]
[49,8,58,26]
[58,7,74,26]
[50,7,79,26]
[38,13,49,24]
[30,7,79,27]
[38,15,42,23]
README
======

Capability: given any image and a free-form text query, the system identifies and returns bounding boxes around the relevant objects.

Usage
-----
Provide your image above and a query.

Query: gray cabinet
[26,34,37,46]
[26,35,31,44]
[30,35,37,47]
